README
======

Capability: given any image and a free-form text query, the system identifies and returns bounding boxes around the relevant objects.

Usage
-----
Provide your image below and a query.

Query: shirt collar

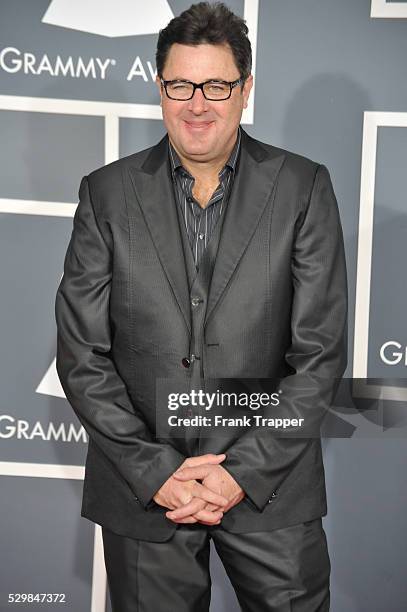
[169,125,241,180]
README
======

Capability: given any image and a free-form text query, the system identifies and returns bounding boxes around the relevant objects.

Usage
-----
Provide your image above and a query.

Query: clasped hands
[153,453,245,525]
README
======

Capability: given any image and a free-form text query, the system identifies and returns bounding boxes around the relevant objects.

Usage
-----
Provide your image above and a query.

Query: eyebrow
[165,76,229,82]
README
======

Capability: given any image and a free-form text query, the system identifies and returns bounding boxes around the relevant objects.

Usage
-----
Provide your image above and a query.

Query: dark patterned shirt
[169,126,241,268]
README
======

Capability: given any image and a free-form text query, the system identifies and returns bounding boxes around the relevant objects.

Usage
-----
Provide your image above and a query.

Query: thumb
[173,463,213,480]
[184,453,226,468]
[210,453,226,464]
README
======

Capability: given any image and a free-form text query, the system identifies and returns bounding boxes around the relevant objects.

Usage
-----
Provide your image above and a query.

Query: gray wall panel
[1,1,406,610]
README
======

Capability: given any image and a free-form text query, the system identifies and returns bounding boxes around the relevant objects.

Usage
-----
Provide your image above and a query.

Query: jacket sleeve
[221,163,348,512]
[55,175,185,509]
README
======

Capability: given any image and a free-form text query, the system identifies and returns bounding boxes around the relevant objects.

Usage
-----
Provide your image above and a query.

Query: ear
[242,74,253,109]
[155,75,163,105]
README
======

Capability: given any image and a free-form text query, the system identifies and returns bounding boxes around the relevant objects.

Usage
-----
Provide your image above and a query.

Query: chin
[180,138,213,153]
[182,148,212,160]
[188,140,215,152]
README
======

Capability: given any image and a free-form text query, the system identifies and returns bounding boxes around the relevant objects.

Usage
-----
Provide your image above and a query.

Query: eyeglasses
[160,77,244,101]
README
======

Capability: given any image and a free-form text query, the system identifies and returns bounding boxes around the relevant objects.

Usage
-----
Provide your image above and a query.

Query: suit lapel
[126,128,286,335]
[204,128,286,325]
[127,134,192,333]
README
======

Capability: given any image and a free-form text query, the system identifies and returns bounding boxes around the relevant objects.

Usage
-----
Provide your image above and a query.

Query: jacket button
[191,297,201,307]
[182,357,191,368]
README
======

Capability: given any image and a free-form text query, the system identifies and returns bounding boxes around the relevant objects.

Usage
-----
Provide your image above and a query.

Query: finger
[194,517,222,526]
[193,512,222,525]
[206,453,226,463]
[192,482,228,507]
[167,514,198,524]
[166,497,206,520]
[173,465,214,481]
[201,502,220,512]
[183,454,225,468]
[190,508,224,523]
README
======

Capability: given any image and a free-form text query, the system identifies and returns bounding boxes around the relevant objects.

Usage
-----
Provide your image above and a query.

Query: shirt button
[198,233,205,240]
[181,357,191,368]
[187,196,193,203]
[191,297,201,307]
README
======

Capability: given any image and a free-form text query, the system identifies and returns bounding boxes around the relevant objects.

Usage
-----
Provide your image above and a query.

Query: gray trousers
[102,518,330,612]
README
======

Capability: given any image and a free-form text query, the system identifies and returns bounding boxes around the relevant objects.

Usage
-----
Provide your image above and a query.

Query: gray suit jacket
[55,126,348,542]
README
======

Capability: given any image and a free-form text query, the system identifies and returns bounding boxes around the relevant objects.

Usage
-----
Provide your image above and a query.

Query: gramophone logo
[42,0,174,37]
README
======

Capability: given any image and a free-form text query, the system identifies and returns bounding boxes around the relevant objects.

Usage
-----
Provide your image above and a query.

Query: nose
[187,86,209,114]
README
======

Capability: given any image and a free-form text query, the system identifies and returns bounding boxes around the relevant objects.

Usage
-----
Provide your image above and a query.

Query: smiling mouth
[184,121,214,129]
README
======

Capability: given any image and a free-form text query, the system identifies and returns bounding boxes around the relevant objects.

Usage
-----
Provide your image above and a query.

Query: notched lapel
[205,129,286,325]
[127,135,192,334]
[125,129,286,335]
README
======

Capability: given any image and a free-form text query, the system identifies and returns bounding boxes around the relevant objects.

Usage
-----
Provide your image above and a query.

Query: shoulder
[242,131,325,208]
[85,140,160,191]
[243,130,321,182]
[78,136,167,216]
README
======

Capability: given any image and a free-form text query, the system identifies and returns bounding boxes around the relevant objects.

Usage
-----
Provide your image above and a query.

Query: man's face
[156,43,253,163]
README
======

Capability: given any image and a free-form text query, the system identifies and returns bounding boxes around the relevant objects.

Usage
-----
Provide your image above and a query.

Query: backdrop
[1,1,406,611]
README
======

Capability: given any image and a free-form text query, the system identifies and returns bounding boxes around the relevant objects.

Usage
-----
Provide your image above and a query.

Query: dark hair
[156,2,252,82]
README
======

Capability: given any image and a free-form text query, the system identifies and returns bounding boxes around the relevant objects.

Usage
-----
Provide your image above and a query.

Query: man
[55,2,347,611]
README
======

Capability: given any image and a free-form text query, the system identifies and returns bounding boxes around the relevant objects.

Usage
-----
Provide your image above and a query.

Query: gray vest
[174,197,228,455]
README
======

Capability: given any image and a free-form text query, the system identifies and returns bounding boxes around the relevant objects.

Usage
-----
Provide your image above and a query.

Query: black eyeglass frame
[160,77,244,101]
